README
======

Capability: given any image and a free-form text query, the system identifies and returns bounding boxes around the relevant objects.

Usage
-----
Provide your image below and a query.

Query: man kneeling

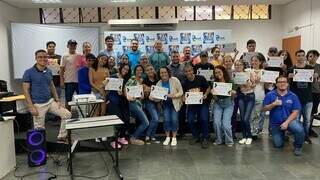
[23,49,72,143]
[262,76,305,156]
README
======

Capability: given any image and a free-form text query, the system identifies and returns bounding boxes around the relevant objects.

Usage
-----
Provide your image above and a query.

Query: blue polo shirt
[263,90,301,128]
[23,65,53,104]
[126,49,142,72]
[78,66,91,94]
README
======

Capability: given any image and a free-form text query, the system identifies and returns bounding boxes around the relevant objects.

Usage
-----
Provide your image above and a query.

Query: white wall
[282,0,320,51]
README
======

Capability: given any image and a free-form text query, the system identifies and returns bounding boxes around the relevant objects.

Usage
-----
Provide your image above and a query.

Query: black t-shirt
[193,63,214,74]
[182,75,211,104]
[48,54,62,87]
[288,65,313,104]
[142,77,158,87]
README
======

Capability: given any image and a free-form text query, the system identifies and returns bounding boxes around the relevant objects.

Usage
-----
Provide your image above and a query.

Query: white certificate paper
[185,92,203,105]
[232,72,250,85]
[150,85,168,100]
[212,82,232,96]
[47,58,60,75]
[105,78,123,91]
[261,70,279,83]
[197,69,214,81]
[219,43,237,53]
[293,69,314,82]
[126,85,143,98]
[266,57,283,67]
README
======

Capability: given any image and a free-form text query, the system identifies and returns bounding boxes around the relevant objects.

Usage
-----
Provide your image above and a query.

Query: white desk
[66,115,124,180]
[0,117,16,179]
[68,99,105,118]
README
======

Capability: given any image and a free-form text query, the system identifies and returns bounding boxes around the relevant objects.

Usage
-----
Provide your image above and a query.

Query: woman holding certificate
[106,63,131,148]
[235,60,256,145]
[250,56,266,138]
[211,65,235,146]
[156,67,183,146]
[125,65,149,145]
[142,64,160,144]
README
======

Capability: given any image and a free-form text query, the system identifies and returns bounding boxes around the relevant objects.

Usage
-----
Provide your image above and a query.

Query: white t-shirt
[61,53,81,83]
[250,69,265,102]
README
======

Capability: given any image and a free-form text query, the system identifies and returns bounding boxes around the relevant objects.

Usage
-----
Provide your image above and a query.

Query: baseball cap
[67,39,77,46]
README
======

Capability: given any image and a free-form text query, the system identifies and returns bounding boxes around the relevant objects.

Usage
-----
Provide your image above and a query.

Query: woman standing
[212,65,235,146]
[125,65,149,145]
[108,56,118,75]
[106,64,131,148]
[210,47,223,66]
[236,60,256,145]
[278,50,293,75]
[78,53,96,94]
[77,42,92,68]
[156,67,183,146]
[120,54,130,66]
[142,64,160,144]
[89,53,110,116]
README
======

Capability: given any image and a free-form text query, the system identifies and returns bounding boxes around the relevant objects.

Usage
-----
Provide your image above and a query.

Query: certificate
[219,43,237,53]
[150,85,168,100]
[126,85,143,98]
[196,69,214,81]
[293,69,314,82]
[261,70,279,83]
[232,72,250,85]
[266,57,283,67]
[185,92,203,105]
[243,52,258,64]
[105,78,123,91]
[212,82,232,96]
[47,58,60,75]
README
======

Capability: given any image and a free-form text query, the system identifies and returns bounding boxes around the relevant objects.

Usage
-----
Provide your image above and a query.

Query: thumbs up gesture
[273,97,282,106]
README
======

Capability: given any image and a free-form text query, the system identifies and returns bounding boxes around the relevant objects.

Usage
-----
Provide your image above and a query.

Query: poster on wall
[105,30,232,58]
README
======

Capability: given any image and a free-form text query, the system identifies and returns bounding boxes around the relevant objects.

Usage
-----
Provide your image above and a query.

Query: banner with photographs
[104,30,232,59]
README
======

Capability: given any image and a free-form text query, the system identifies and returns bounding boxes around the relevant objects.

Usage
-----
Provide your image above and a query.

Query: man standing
[23,50,71,143]
[100,36,119,66]
[180,46,200,65]
[182,64,211,148]
[288,49,314,144]
[241,39,266,68]
[46,41,62,97]
[306,50,320,137]
[126,39,142,72]
[60,39,81,110]
[149,40,170,72]
[262,76,304,156]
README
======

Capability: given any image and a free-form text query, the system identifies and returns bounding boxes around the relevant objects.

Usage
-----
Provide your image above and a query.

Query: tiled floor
[3,128,320,180]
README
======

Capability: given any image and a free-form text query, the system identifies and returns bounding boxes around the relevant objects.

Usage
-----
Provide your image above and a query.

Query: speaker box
[27,129,47,167]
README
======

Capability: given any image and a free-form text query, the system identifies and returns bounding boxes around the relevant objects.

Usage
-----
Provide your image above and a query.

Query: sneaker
[57,137,69,144]
[239,138,247,144]
[256,129,263,135]
[145,137,151,145]
[163,137,171,146]
[110,141,122,149]
[213,142,221,146]
[294,148,302,156]
[150,137,160,144]
[171,137,177,146]
[245,138,253,145]
[101,137,107,141]
[95,138,101,143]
[305,137,312,144]
[226,143,234,147]
[309,129,318,138]
[189,138,200,145]
[118,137,128,145]
[130,137,145,145]
[201,139,209,149]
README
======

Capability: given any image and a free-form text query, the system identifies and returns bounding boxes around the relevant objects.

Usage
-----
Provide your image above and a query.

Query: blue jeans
[271,120,305,149]
[298,102,313,136]
[65,82,79,104]
[213,97,234,144]
[258,111,266,131]
[163,101,179,132]
[187,103,209,140]
[238,92,255,138]
[108,99,130,137]
[129,102,149,138]
[144,100,159,138]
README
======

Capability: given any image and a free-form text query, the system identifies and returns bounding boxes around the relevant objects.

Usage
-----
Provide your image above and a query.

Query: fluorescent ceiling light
[32,0,62,3]
[184,0,207,1]
[111,0,136,2]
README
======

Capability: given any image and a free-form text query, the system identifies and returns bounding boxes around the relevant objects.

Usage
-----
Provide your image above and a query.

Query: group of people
[22,36,320,156]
